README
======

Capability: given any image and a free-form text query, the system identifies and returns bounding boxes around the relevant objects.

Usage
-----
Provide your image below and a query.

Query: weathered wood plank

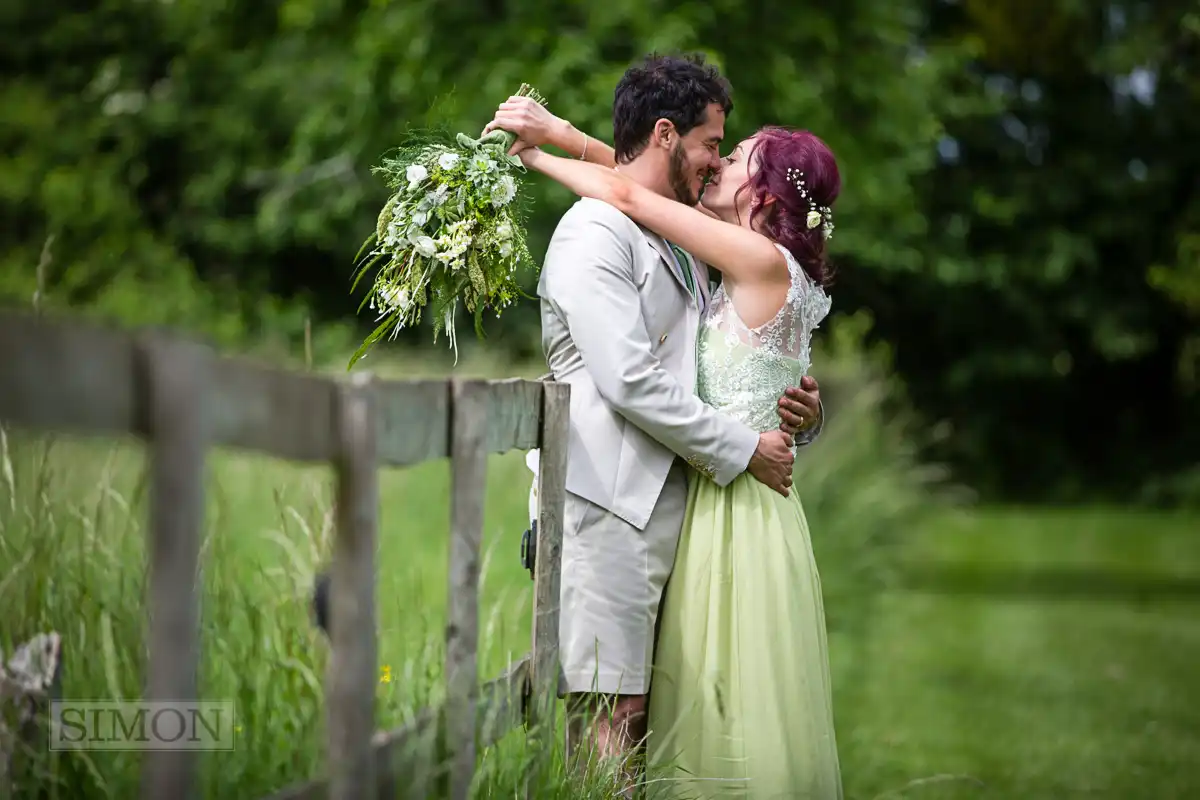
[0,312,545,466]
[209,358,335,463]
[0,311,139,438]
[264,658,530,800]
[372,378,449,467]
[482,378,543,454]
[530,382,569,720]
[476,656,531,747]
[136,335,210,800]
[326,371,379,800]
[443,379,490,800]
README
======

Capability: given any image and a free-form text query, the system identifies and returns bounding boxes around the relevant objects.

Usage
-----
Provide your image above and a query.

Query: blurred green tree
[2,0,1195,502]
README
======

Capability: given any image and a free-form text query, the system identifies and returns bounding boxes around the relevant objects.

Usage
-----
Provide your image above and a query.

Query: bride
[489,97,843,799]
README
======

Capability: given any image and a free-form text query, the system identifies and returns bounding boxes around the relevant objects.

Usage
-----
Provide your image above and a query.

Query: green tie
[668,242,697,299]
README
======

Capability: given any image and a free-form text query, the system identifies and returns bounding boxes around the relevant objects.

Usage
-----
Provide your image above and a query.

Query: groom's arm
[545,203,759,486]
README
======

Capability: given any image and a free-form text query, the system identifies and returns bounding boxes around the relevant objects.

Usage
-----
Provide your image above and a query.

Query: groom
[518,53,825,777]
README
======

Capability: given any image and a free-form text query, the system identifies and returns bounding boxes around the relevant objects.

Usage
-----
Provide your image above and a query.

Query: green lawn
[836,507,1200,799]
[2,433,1198,798]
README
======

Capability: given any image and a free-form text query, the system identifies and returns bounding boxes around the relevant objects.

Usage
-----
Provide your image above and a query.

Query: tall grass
[0,432,641,798]
[0,323,957,798]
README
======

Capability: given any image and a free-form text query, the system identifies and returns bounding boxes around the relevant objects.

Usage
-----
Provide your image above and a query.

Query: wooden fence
[0,310,569,800]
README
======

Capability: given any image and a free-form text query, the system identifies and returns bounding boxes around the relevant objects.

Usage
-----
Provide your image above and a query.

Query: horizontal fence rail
[0,310,568,800]
[0,312,546,466]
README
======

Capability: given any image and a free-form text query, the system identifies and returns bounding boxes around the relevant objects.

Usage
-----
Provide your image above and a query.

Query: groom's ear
[652,118,676,148]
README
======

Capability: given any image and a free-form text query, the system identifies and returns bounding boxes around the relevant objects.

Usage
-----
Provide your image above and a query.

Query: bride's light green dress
[646,244,843,799]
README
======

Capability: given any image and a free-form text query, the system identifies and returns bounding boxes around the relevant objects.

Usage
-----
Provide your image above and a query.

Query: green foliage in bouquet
[348,84,548,369]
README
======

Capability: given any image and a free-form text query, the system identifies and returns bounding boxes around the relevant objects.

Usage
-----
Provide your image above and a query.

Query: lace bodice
[697,244,831,432]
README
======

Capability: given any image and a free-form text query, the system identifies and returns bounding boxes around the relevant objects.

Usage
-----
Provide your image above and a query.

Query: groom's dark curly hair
[612,52,733,165]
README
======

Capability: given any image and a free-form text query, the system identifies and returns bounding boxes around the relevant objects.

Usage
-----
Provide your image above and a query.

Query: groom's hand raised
[748,430,796,497]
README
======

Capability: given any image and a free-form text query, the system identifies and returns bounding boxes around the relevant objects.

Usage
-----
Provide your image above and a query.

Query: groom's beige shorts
[557,460,689,698]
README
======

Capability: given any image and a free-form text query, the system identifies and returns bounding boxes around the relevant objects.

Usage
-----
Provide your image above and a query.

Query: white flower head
[438,152,461,171]
[380,285,410,311]
[497,240,513,258]
[490,174,516,207]
[433,218,476,269]
[806,210,822,230]
[412,235,437,258]
[406,164,428,187]
[495,221,513,240]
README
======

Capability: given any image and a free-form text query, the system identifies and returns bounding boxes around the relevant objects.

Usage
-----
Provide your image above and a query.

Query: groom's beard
[668,142,698,206]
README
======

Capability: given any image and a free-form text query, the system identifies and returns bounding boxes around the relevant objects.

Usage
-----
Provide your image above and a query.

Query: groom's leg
[565,692,647,796]
[565,692,647,758]
[557,466,687,793]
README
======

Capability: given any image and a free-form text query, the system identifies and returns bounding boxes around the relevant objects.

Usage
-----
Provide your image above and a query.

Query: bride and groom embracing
[493,53,844,799]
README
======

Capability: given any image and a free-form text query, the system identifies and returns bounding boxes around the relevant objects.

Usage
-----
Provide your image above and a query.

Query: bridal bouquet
[347,84,547,369]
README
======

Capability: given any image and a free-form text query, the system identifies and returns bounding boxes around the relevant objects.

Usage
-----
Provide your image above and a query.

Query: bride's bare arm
[518,147,785,285]
[485,97,724,220]
[483,96,617,168]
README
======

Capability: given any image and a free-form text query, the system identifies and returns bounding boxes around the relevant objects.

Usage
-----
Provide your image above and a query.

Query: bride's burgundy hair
[735,127,840,287]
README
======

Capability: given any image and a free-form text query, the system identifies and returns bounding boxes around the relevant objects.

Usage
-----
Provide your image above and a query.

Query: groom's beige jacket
[538,197,760,531]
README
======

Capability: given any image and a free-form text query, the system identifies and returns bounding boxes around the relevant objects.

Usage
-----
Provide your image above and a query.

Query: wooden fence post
[443,380,489,800]
[327,371,379,800]
[136,336,211,800]
[526,380,568,795]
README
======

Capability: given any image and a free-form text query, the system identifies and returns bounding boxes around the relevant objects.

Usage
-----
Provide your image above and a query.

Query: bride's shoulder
[773,243,827,295]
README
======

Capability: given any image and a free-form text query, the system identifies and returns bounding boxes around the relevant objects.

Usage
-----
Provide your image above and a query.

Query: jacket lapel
[682,248,713,311]
[639,227,697,305]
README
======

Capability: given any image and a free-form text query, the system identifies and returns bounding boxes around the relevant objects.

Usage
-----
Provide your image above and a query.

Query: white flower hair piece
[785,167,834,241]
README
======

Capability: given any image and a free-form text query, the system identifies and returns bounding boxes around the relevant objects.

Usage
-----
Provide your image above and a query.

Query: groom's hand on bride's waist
[748,430,796,498]
[778,376,822,437]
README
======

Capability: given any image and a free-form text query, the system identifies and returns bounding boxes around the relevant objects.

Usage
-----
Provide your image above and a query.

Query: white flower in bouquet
[490,174,517,207]
[405,164,428,188]
[381,286,410,311]
[412,235,437,259]
[347,83,549,369]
